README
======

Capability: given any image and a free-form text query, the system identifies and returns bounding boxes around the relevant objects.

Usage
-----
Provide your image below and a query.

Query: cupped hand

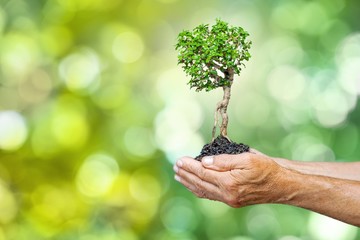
[173,149,285,207]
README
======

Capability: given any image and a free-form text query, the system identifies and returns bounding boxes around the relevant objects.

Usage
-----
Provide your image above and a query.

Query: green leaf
[175,19,252,92]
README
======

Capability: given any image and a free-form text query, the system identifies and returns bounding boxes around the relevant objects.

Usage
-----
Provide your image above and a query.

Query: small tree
[175,19,252,141]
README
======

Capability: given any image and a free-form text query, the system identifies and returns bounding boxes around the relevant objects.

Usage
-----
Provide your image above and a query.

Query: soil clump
[195,136,250,161]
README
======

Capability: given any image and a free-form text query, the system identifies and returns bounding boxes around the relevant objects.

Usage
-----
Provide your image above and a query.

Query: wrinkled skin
[174,149,360,227]
[174,150,284,207]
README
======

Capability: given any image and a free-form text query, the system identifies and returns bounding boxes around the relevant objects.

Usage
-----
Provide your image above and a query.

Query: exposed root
[222,134,232,142]
[212,103,222,141]
[211,70,234,142]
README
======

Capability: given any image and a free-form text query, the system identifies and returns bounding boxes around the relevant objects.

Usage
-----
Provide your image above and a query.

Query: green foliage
[175,19,252,91]
[1,1,360,239]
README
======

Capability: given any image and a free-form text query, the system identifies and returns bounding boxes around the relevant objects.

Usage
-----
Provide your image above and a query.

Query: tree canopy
[176,19,252,91]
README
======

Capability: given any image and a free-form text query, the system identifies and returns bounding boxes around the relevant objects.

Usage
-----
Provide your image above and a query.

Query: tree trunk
[220,85,231,137]
[212,69,234,141]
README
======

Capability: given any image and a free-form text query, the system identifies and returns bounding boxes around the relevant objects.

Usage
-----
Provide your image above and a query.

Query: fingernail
[176,159,183,167]
[202,156,213,166]
[174,175,181,182]
[173,165,179,173]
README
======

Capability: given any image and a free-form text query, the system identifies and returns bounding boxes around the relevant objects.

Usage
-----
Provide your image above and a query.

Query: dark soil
[195,136,250,160]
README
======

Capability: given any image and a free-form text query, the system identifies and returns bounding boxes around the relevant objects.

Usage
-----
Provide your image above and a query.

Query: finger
[177,165,219,189]
[174,173,221,201]
[176,156,221,183]
[201,153,252,171]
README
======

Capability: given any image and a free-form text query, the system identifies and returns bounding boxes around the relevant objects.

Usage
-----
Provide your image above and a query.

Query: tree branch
[212,61,222,70]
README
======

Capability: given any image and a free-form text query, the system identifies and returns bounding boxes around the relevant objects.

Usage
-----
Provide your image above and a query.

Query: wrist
[270,166,304,205]
[271,166,331,206]
[251,160,297,205]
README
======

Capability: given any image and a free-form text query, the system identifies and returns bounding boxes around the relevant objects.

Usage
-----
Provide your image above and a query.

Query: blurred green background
[0,0,360,239]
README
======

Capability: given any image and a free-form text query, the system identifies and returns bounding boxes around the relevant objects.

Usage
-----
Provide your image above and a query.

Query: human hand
[174,150,286,207]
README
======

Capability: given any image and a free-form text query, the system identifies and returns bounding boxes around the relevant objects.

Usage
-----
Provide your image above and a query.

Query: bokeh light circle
[308,212,357,240]
[112,32,144,63]
[267,66,306,102]
[59,48,101,92]
[0,111,28,151]
[76,153,119,198]
[161,197,198,233]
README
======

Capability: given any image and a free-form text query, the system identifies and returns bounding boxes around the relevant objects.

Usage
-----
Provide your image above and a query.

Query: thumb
[201,154,241,171]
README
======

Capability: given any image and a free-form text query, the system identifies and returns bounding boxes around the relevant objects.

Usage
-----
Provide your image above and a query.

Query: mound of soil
[195,136,250,161]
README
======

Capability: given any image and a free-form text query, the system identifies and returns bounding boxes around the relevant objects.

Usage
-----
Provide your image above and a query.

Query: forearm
[274,158,360,181]
[274,168,360,226]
